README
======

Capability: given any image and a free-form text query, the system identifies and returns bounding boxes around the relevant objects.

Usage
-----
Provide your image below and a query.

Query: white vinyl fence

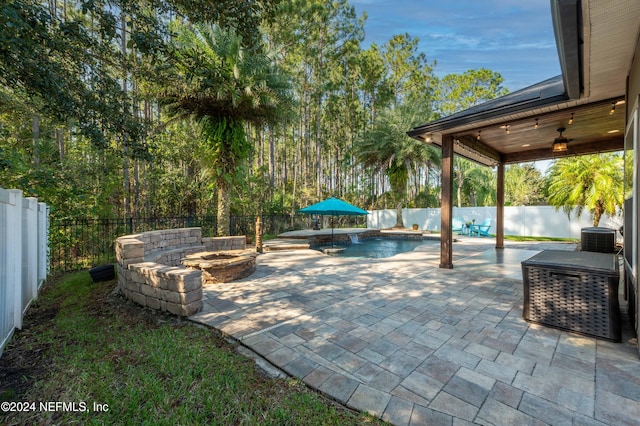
[368,205,623,240]
[0,188,49,355]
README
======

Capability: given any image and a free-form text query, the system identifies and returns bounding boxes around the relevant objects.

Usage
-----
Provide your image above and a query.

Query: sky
[350,0,562,92]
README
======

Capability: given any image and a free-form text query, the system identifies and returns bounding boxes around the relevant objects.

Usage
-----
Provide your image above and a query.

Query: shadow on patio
[190,239,639,425]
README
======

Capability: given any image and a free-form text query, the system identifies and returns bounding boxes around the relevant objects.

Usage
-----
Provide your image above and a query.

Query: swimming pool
[326,237,432,258]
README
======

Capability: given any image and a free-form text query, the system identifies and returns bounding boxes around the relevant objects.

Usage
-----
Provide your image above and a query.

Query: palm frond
[158,22,294,127]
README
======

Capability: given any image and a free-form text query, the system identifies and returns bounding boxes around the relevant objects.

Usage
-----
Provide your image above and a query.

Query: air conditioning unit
[581,227,616,253]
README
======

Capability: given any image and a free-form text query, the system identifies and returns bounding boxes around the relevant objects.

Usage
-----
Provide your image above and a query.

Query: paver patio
[190,237,640,425]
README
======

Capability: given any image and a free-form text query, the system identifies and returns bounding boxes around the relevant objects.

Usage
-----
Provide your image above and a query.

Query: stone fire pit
[181,250,257,284]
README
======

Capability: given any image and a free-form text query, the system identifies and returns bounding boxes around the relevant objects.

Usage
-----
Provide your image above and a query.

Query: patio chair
[470,218,492,237]
[452,217,465,234]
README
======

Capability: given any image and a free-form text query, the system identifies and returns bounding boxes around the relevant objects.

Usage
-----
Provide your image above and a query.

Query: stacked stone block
[126,263,202,316]
[203,236,246,251]
[115,228,247,317]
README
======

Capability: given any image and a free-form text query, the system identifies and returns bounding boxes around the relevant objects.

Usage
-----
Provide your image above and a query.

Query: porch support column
[440,135,454,269]
[496,162,505,249]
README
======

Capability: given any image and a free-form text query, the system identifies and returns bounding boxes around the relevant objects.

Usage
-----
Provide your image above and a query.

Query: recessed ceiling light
[522,144,531,147]
[607,130,620,134]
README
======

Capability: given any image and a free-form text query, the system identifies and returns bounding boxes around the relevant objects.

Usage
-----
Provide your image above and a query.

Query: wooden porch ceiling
[451,97,625,166]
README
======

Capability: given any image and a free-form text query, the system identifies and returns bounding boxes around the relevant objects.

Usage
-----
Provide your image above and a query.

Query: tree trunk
[56,128,64,161]
[122,151,131,217]
[146,161,153,217]
[593,203,603,226]
[291,129,299,217]
[257,127,264,169]
[120,12,131,217]
[395,201,404,228]
[268,127,275,188]
[334,142,339,194]
[217,180,231,236]
[143,101,151,217]
[133,159,140,218]
[282,128,287,186]
[32,114,40,165]
[315,34,325,200]
[316,122,322,200]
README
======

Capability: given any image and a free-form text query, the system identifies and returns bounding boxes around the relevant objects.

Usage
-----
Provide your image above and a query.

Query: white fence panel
[0,188,48,355]
[38,202,49,283]
[0,189,13,352]
[22,197,37,316]
[367,205,623,240]
[402,208,442,231]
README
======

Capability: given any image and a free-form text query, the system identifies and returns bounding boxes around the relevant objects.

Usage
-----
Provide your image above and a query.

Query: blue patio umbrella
[298,197,369,246]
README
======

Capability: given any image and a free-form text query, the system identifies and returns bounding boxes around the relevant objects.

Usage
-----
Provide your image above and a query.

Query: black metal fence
[48,214,308,274]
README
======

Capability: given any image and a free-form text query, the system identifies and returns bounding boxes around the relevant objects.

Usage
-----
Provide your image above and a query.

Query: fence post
[37,203,48,287]
[23,197,38,315]
[0,189,7,348]
[7,190,23,330]
[0,188,20,352]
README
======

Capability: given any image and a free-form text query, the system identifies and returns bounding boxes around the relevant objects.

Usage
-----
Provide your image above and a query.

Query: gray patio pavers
[189,238,640,425]
[319,372,359,404]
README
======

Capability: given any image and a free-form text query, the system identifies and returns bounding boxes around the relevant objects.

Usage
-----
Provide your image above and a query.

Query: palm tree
[158,23,293,236]
[355,103,439,227]
[453,158,473,207]
[547,153,623,226]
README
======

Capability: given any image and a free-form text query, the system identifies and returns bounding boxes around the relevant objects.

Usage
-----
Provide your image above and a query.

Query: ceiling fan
[552,127,571,153]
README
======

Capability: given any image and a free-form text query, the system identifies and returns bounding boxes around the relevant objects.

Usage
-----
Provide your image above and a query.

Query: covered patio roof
[407,0,639,166]
[405,0,640,269]
[407,75,625,165]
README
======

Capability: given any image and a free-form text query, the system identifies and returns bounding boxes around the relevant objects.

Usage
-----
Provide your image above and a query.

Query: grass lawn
[0,272,385,425]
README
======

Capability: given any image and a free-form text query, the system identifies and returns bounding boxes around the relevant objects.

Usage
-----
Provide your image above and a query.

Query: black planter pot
[89,264,115,282]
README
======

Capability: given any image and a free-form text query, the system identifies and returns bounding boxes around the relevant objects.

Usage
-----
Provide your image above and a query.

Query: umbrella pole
[331,215,335,247]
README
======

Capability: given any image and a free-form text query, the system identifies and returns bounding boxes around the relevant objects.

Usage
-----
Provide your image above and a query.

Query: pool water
[327,238,430,258]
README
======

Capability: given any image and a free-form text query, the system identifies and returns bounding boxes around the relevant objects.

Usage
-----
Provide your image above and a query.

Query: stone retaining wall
[115,228,246,316]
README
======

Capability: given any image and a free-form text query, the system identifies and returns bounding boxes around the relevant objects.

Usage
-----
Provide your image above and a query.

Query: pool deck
[190,237,640,425]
